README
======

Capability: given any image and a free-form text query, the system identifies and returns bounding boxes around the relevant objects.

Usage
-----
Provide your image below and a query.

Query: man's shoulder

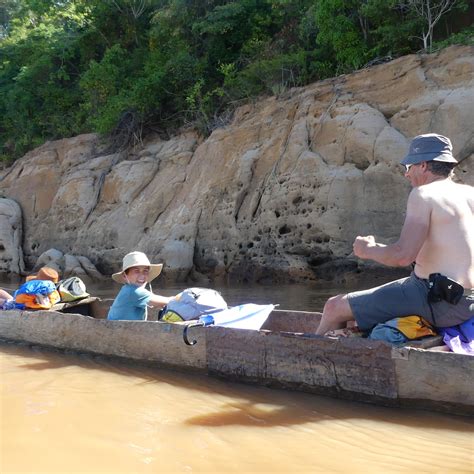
[414,179,474,209]
[409,179,451,205]
[417,178,468,195]
[435,180,474,198]
[409,183,433,201]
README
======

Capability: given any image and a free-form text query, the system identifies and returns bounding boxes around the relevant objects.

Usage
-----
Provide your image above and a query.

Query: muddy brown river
[1,281,473,472]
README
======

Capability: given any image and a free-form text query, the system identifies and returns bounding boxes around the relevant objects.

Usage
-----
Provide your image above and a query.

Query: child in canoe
[107,251,175,321]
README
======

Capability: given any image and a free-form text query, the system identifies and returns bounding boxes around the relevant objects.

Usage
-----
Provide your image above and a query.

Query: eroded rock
[32,249,105,283]
[0,46,472,284]
[0,198,25,277]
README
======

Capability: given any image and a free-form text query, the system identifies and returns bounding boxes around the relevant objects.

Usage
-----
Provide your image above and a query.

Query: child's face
[124,266,150,286]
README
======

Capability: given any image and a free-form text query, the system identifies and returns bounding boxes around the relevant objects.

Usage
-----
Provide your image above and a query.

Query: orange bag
[14,280,61,310]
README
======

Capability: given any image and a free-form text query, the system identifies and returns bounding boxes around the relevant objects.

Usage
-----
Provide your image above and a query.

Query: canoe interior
[57,297,324,333]
[54,298,442,347]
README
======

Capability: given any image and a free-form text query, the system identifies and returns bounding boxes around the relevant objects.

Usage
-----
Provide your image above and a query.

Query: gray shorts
[347,272,474,331]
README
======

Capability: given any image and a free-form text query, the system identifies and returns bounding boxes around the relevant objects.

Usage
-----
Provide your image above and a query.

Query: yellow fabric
[161,310,184,322]
[396,315,437,339]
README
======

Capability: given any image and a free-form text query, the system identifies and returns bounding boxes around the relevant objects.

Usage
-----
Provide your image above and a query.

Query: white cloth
[202,303,275,330]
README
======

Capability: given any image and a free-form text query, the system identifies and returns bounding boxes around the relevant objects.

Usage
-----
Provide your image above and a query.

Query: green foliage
[361,0,420,57]
[0,0,89,158]
[79,44,131,132]
[433,25,474,49]
[314,0,368,71]
[0,0,472,161]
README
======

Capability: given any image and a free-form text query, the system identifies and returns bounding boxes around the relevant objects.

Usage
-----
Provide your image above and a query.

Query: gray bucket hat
[401,133,457,166]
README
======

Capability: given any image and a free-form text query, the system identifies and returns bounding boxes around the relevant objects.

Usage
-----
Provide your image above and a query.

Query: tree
[401,0,460,51]
[0,0,472,163]
[0,0,20,38]
[314,0,369,71]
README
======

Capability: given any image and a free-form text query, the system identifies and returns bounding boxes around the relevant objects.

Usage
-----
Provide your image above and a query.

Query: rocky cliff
[1,45,473,285]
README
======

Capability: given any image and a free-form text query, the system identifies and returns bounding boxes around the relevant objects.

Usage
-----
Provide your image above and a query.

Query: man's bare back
[413,179,474,288]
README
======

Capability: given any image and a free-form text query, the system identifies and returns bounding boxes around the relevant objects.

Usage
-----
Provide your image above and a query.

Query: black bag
[427,273,464,305]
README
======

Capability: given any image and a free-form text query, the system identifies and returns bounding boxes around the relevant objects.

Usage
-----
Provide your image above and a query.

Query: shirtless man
[316,133,474,335]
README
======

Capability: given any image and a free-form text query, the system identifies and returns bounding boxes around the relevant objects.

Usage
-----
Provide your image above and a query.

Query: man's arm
[353,188,431,267]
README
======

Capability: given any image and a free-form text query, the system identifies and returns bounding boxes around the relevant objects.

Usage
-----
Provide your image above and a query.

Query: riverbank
[1,46,472,284]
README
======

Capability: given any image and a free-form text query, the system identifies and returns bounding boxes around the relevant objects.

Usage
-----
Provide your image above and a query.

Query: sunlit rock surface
[1,46,473,284]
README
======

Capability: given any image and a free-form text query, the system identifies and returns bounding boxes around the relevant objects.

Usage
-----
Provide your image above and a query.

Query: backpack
[14,280,61,310]
[160,288,227,322]
[57,277,89,302]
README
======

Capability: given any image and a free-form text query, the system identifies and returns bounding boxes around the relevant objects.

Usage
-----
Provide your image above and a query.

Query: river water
[1,280,473,473]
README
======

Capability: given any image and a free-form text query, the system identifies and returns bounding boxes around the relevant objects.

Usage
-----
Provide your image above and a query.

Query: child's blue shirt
[107,284,152,321]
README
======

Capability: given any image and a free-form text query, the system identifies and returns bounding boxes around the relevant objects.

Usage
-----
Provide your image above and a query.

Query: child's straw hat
[112,251,163,284]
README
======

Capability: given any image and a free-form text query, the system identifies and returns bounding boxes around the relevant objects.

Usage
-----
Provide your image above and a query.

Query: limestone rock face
[0,198,25,277]
[1,45,473,284]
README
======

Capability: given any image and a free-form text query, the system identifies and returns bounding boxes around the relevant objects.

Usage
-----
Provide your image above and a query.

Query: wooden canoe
[0,297,472,416]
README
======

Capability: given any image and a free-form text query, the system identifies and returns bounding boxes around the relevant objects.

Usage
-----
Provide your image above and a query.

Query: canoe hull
[0,307,472,416]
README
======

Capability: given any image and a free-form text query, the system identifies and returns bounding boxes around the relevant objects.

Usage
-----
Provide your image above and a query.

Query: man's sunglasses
[404,164,413,172]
